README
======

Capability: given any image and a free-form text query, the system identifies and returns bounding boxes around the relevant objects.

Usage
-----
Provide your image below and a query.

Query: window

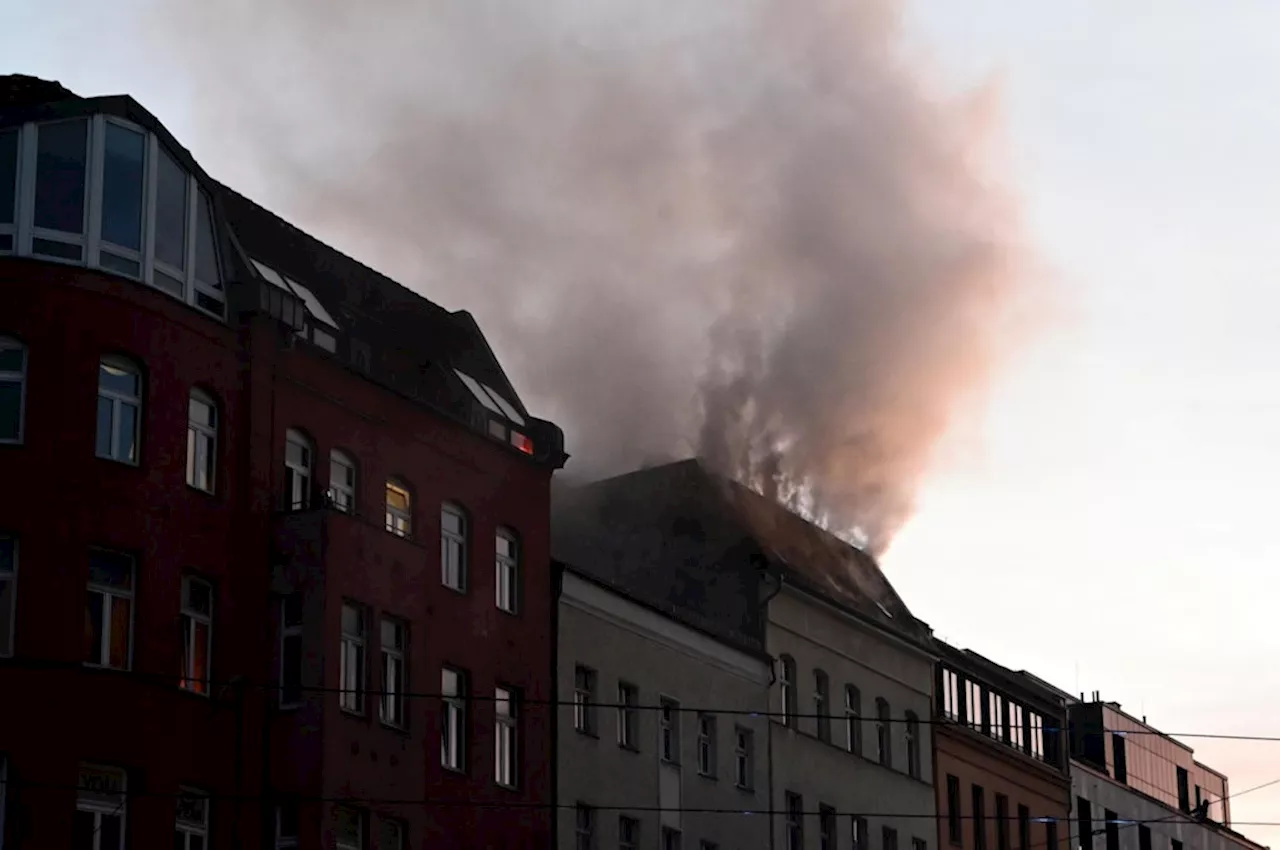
[574,665,597,735]
[575,803,595,850]
[734,726,753,788]
[659,697,680,763]
[820,805,838,850]
[380,618,406,727]
[853,817,868,850]
[180,575,213,695]
[779,655,797,726]
[995,794,1009,850]
[973,786,987,850]
[385,479,412,537]
[1030,712,1045,760]
[0,535,14,657]
[85,549,134,669]
[1018,806,1030,850]
[1111,733,1127,784]
[100,122,145,276]
[276,802,299,850]
[0,128,17,250]
[153,144,188,295]
[334,805,364,850]
[946,774,962,844]
[662,828,682,850]
[0,337,26,443]
[193,188,225,312]
[697,713,716,776]
[174,789,209,849]
[619,815,640,850]
[785,792,803,850]
[1009,703,1025,750]
[495,685,519,787]
[845,685,863,755]
[914,840,928,850]
[379,818,405,850]
[905,711,921,778]
[941,668,960,720]
[1104,810,1118,850]
[33,119,88,261]
[988,691,1005,742]
[279,593,304,707]
[339,603,366,713]
[441,667,467,771]
[1173,841,1183,850]
[1138,827,1151,850]
[814,669,831,742]
[495,528,519,613]
[73,764,126,850]
[876,698,891,767]
[700,843,719,850]
[284,430,312,510]
[329,450,356,513]
[966,679,982,730]
[183,390,218,492]
[441,503,467,590]
[1177,768,1190,812]
[883,826,899,850]
[96,356,141,464]
[1047,821,1059,850]
[1076,797,1092,850]
[617,682,639,749]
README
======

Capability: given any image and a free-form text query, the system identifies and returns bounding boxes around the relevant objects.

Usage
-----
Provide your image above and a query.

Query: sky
[5,0,1279,840]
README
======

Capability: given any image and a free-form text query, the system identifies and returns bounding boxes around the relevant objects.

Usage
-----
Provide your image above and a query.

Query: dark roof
[552,459,931,649]
[0,75,76,108]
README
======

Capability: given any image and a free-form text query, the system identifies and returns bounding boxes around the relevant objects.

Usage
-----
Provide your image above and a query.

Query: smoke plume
[148,0,1029,553]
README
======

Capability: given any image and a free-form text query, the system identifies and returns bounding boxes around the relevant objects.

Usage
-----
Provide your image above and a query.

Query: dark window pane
[195,190,221,287]
[0,234,12,251]
[99,252,141,278]
[0,381,20,441]
[155,268,184,297]
[282,634,302,703]
[0,129,17,226]
[33,119,88,233]
[96,396,113,457]
[73,810,96,849]
[0,538,12,572]
[155,147,188,269]
[99,361,139,397]
[85,590,104,662]
[89,550,133,588]
[0,577,14,654]
[101,124,145,250]
[100,812,123,850]
[31,237,82,260]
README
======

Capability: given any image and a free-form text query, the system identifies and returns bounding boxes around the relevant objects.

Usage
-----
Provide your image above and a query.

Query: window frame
[845,684,863,755]
[779,655,797,727]
[30,117,90,263]
[905,710,921,778]
[495,527,519,614]
[659,696,681,764]
[85,548,135,671]
[876,697,891,768]
[814,669,831,742]
[819,804,837,850]
[0,336,27,445]
[696,713,716,777]
[440,502,468,591]
[573,664,597,735]
[384,478,412,538]
[379,817,405,850]
[279,593,304,709]
[284,429,313,511]
[276,802,300,850]
[185,388,217,493]
[0,125,19,251]
[617,681,639,750]
[95,355,142,466]
[575,802,595,850]
[339,601,367,714]
[97,117,148,280]
[494,684,519,788]
[619,815,640,850]
[379,617,407,729]
[333,804,365,850]
[441,666,467,772]
[0,534,15,658]
[75,764,128,850]
[328,449,356,514]
[785,791,804,850]
[733,725,753,789]
[174,787,210,850]
[179,574,214,696]
[946,774,962,845]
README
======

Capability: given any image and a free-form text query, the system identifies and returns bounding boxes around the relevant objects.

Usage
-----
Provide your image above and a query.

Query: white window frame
[284,429,312,511]
[779,656,796,726]
[333,805,364,850]
[379,617,406,728]
[495,528,518,614]
[814,669,831,741]
[440,503,467,591]
[905,711,920,778]
[0,336,27,445]
[279,593,304,708]
[494,685,518,788]
[174,788,209,850]
[385,479,412,538]
[96,355,141,466]
[441,667,466,771]
[179,575,213,696]
[0,534,15,658]
[733,726,752,789]
[845,685,862,755]
[785,792,803,850]
[573,665,596,735]
[75,764,127,850]
[339,602,366,714]
[659,697,680,764]
[617,682,638,749]
[0,125,19,252]
[28,117,91,265]
[186,389,217,493]
[876,698,891,768]
[85,549,134,670]
[328,450,356,514]
[96,117,148,281]
[697,713,716,776]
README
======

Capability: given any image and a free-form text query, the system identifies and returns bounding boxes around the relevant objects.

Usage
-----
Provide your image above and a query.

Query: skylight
[481,382,525,426]
[284,277,339,329]
[454,369,502,415]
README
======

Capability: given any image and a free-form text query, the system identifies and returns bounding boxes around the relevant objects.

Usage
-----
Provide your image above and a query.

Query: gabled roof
[552,459,931,648]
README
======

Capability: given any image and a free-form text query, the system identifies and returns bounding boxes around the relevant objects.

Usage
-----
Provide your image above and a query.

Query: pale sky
[5,0,1278,841]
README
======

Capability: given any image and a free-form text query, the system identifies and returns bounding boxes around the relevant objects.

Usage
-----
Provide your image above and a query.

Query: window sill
[441,763,468,776]
[185,483,218,498]
[379,720,409,735]
[735,782,754,794]
[443,582,468,595]
[339,706,367,719]
[660,757,681,768]
[95,454,141,468]
[697,770,717,781]
[575,728,599,739]
[618,742,640,754]
[177,684,212,700]
[494,781,520,792]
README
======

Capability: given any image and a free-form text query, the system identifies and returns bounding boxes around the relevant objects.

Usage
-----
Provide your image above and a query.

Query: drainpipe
[759,565,783,850]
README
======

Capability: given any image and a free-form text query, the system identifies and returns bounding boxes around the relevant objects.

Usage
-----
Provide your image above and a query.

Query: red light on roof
[510,431,534,455]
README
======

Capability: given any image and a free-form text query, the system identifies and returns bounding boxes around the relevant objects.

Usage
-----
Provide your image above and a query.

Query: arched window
[96,355,142,464]
[814,669,831,742]
[845,685,863,755]
[495,527,519,613]
[328,449,356,513]
[778,655,797,727]
[284,429,312,510]
[441,502,468,591]
[876,697,892,768]
[186,389,217,493]
[0,336,27,443]
[905,710,921,778]
[385,478,412,537]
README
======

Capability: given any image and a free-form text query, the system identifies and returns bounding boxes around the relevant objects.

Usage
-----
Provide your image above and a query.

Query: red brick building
[934,642,1073,850]
[0,75,566,849]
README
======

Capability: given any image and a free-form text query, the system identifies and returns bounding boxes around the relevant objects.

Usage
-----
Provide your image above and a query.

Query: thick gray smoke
[149,0,1028,553]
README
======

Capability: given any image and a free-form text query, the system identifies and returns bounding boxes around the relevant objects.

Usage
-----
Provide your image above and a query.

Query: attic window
[250,257,339,350]
[454,370,526,425]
